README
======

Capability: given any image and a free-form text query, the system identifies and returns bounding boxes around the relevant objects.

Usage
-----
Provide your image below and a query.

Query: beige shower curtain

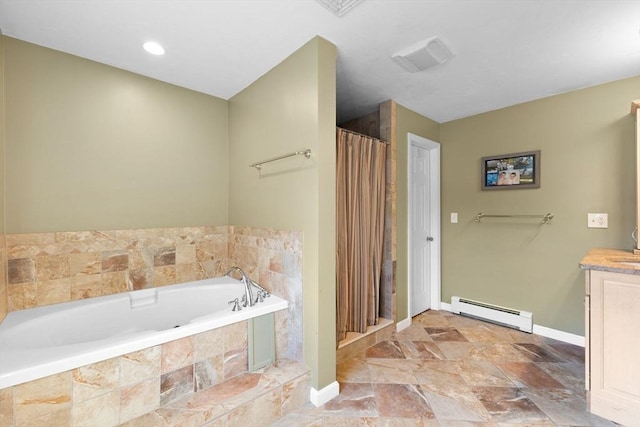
[336,128,387,344]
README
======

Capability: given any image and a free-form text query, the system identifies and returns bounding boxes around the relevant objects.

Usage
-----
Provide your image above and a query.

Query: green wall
[3,37,229,233]
[228,37,337,390]
[395,104,440,321]
[440,76,639,335]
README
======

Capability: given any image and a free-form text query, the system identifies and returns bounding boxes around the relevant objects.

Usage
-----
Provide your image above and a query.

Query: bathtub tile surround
[228,226,303,362]
[122,359,311,427]
[4,225,303,363]
[0,234,6,324]
[5,227,229,310]
[0,225,304,426]
[0,320,256,426]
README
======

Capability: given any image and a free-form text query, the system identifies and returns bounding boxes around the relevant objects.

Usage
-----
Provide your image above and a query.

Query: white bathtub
[0,276,288,389]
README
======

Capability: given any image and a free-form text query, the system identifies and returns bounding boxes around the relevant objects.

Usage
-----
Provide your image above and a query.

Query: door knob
[426,236,434,242]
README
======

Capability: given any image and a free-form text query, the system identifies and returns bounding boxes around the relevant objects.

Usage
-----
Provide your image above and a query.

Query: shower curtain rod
[338,127,390,144]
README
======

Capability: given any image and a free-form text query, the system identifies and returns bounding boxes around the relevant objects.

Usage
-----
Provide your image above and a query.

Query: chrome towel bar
[250,149,312,171]
[475,212,554,224]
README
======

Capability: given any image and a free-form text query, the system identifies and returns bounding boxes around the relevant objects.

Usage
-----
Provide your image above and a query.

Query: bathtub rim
[0,277,288,389]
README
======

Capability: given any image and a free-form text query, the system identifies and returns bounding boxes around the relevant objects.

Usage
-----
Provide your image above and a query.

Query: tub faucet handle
[254,291,265,304]
[228,298,241,311]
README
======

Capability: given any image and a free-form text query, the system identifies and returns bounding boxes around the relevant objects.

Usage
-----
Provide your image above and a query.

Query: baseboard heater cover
[451,296,533,333]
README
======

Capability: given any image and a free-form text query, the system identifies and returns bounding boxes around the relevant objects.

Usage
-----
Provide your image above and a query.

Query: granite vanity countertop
[580,248,640,275]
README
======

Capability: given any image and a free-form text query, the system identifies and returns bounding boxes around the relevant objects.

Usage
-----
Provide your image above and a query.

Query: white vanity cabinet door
[587,269,640,427]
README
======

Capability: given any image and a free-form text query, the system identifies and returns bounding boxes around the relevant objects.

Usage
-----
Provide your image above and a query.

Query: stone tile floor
[273,310,616,426]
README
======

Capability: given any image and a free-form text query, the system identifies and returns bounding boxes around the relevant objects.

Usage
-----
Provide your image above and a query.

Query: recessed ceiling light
[143,41,165,56]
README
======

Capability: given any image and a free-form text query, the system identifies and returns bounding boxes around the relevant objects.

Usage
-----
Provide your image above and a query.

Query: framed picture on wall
[481,150,540,190]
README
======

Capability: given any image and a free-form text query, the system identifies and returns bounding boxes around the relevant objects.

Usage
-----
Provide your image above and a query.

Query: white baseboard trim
[532,324,585,347]
[310,381,339,407]
[440,301,584,347]
[396,317,411,332]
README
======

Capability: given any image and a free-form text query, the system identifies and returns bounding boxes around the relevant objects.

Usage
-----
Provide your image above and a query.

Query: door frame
[407,133,441,314]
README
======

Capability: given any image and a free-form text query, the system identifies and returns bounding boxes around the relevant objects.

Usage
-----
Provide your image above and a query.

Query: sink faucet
[225,267,254,307]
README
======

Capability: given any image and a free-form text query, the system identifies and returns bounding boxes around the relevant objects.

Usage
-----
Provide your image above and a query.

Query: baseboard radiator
[451,296,533,333]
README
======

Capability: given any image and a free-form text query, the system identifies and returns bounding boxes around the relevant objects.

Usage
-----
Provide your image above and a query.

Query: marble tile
[102,271,128,295]
[120,408,207,427]
[160,365,194,406]
[14,372,72,425]
[71,389,119,427]
[194,328,225,361]
[323,383,377,417]
[366,358,421,384]
[457,325,504,343]
[471,386,551,424]
[102,251,129,273]
[337,354,372,383]
[35,278,70,306]
[224,347,248,379]
[512,343,563,363]
[425,327,469,342]
[18,407,72,427]
[413,313,451,328]
[495,362,566,389]
[473,343,533,363]
[72,358,120,402]
[457,360,515,387]
[281,373,311,416]
[226,388,282,427]
[436,342,484,360]
[260,358,312,385]
[71,274,103,300]
[161,336,194,374]
[398,340,445,360]
[176,244,197,264]
[120,346,162,387]
[413,360,468,391]
[154,247,176,267]
[537,362,586,394]
[547,343,585,365]
[119,377,160,424]
[421,385,491,422]
[393,323,432,341]
[8,258,36,284]
[34,255,70,281]
[69,252,102,276]
[365,340,406,359]
[522,388,616,426]
[153,265,177,286]
[0,387,14,427]
[373,383,434,418]
[194,355,223,391]
[129,268,152,290]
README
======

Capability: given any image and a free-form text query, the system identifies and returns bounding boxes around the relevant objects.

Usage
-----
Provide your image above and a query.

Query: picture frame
[481,150,540,190]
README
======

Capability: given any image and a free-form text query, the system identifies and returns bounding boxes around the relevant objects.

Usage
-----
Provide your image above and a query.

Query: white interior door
[408,134,440,318]
[410,144,431,315]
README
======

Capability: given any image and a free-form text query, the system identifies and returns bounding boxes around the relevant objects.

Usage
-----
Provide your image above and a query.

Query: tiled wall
[0,320,249,426]
[227,226,303,361]
[4,225,303,362]
[6,227,230,310]
[0,235,7,323]
[0,225,304,426]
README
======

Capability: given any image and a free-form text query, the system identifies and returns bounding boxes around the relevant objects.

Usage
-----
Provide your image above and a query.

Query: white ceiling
[0,0,639,123]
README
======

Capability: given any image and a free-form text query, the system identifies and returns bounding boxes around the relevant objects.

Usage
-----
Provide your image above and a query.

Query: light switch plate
[451,213,458,224]
[587,213,608,228]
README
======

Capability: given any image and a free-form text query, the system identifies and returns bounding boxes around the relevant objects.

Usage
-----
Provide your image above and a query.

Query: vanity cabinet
[585,269,640,426]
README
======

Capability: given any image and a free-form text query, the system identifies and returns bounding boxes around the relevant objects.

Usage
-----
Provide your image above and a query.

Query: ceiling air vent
[316,0,366,17]
[392,36,454,72]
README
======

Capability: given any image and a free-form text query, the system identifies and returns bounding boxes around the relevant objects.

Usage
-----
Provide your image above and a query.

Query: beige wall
[228,37,337,390]
[395,104,440,321]
[3,37,229,233]
[0,31,6,323]
[440,76,640,335]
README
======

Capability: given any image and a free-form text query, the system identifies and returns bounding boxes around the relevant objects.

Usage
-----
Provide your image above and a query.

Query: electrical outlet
[587,213,608,228]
